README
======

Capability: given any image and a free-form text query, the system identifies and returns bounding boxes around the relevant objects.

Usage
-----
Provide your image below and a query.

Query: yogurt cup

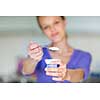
[45,59,61,68]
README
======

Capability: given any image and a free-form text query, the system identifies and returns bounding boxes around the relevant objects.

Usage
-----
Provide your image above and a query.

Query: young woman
[22,16,92,83]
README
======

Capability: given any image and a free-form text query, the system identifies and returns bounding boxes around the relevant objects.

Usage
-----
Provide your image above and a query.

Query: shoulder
[75,49,92,60]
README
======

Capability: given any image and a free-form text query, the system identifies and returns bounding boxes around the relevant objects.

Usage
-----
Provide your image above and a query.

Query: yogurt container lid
[45,59,61,64]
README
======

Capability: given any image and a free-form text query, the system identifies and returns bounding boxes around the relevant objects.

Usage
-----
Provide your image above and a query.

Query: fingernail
[45,68,47,71]
[46,72,49,75]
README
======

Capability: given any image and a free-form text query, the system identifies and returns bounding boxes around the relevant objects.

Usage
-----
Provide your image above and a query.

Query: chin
[51,35,64,43]
[52,38,62,43]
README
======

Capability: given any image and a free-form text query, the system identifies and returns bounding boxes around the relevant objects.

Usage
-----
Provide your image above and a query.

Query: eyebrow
[41,18,61,27]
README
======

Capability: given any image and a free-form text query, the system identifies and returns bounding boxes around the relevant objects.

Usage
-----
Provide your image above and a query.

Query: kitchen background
[0,16,100,82]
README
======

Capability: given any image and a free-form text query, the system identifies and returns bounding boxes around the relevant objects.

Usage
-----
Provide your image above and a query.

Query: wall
[0,16,100,77]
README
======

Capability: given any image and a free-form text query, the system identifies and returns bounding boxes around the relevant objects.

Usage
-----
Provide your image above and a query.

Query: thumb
[60,62,66,68]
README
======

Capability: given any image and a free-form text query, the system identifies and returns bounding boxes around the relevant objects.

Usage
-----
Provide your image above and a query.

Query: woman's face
[38,16,66,43]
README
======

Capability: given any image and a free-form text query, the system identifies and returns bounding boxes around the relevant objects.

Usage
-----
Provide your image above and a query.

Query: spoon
[48,47,60,52]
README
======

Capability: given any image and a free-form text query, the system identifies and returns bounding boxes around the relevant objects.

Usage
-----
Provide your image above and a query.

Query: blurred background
[0,16,100,83]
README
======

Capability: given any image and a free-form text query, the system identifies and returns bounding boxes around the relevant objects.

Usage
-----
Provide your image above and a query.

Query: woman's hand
[28,41,43,62]
[45,60,70,81]
[22,41,43,74]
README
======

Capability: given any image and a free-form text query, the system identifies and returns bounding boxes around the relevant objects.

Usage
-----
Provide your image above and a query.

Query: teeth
[48,47,59,51]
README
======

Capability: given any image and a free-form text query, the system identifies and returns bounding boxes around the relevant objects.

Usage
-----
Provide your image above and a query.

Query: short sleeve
[78,52,92,80]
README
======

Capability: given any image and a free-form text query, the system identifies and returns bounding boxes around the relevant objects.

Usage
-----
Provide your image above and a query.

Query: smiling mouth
[51,32,59,37]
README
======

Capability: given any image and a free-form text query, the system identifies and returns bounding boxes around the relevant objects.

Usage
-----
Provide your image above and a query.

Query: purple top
[32,47,92,83]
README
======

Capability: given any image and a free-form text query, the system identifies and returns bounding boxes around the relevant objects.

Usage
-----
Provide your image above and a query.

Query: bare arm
[22,58,38,74]
[66,69,84,82]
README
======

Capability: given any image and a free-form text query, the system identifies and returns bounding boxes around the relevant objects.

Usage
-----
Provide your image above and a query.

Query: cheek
[43,30,51,37]
[55,24,65,32]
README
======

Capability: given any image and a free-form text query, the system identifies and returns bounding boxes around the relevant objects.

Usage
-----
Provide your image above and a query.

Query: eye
[55,21,60,24]
[43,26,49,30]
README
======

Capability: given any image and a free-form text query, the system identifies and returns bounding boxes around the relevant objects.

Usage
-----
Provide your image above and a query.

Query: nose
[50,25,56,33]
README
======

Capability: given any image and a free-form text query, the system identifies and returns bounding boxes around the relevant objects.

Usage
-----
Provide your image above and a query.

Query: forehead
[38,16,62,24]
[39,16,61,19]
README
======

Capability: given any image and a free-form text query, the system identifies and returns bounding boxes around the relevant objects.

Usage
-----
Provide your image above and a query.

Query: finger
[35,51,43,58]
[29,42,40,50]
[45,67,66,72]
[32,49,43,57]
[46,72,63,77]
[59,63,66,68]
[30,45,40,50]
[32,49,43,56]
[29,48,39,54]
[45,68,58,72]
[30,51,43,59]
[52,77,62,81]
[58,67,66,73]
[29,46,42,54]
[28,47,43,56]
[28,44,39,53]
[45,67,66,73]
[31,47,40,53]
[34,46,42,53]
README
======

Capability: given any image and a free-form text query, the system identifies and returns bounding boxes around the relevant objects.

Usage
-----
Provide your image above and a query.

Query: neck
[51,35,71,53]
